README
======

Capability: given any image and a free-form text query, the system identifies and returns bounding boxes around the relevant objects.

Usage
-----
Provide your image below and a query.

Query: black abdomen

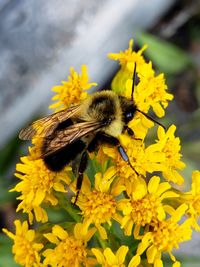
[42,117,86,172]
[43,139,86,172]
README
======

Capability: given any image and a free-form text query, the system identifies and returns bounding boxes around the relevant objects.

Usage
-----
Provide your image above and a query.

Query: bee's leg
[123,126,142,141]
[117,143,139,176]
[94,133,139,176]
[123,125,134,136]
[73,151,88,204]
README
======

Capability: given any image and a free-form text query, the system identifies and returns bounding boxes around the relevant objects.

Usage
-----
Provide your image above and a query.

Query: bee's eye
[127,112,133,119]
[125,111,134,122]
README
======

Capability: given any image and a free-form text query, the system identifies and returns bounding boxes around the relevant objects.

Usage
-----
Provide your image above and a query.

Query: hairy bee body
[80,91,125,136]
[39,90,136,171]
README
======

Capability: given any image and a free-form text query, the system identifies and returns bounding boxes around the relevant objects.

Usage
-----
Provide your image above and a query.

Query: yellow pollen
[30,163,54,191]
[13,236,39,265]
[56,236,86,265]
[131,195,161,226]
[163,141,175,159]
[152,221,179,251]
[82,191,116,224]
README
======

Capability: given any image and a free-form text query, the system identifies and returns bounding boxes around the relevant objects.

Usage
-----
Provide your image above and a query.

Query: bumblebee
[19,65,164,203]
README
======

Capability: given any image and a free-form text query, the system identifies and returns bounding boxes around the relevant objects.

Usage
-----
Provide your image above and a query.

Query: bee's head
[119,96,137,124]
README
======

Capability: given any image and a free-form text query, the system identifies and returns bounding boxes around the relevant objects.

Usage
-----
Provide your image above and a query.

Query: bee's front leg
[123,125,134,136]
[93,133,139,176]
[123,125,142,141]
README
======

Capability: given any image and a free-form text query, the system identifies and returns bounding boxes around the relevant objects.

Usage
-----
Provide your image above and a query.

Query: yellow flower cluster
[49,64,97,112]
[13,156,71,223]
[3,40,200,267]
[3,220,43,266]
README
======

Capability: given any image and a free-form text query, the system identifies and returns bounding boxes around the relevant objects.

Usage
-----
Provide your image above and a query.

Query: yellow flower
[12,156,71,223]
[128,111,154,140]
[108,39,147,70]
[134,62,173,117]
[156,125,185,185]
[108,40,173,115]
[108,39,147,96]
[181,170,200,230]
[73,167,124,239]
[43,223,96,267]
[108,39,173,139]
[92,245,129,267]
[118,176,179,236]
[133,204,192,267]
[3,220,43,267]
[28,135,44,160]
[8,40,196,267]
[49,65,97,111]
[103,135,165,181]
[126,61,173,139]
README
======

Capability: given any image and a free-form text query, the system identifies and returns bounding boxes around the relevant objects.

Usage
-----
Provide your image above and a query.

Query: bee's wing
[42,120,105,157]
[19,105,80,140]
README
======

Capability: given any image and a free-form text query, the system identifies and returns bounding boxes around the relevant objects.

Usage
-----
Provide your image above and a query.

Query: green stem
[62,202,81,222]
[94,232,109,249]
[57,193,81,222]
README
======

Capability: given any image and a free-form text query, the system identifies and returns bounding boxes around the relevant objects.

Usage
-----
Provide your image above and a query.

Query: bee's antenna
[131,62,137,101]
[136,108,166,130]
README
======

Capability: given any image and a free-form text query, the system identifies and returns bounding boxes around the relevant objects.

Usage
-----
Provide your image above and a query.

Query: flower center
[130,195,161,226]
[81,191,117,224]
[63,81,82,104]
[29,160,54,192]
[163,140,175,158]
[55,237,86,265]
[151,221,179,251]
[14,236,38,265]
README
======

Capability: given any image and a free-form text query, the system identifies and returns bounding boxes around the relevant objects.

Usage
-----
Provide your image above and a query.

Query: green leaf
[0,235,19,267]
[0,136,21,175]
[136,32,192,74]
[0,179,18,204]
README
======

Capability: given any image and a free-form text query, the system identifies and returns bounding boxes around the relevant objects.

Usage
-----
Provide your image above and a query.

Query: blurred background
[0,0,200,266]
